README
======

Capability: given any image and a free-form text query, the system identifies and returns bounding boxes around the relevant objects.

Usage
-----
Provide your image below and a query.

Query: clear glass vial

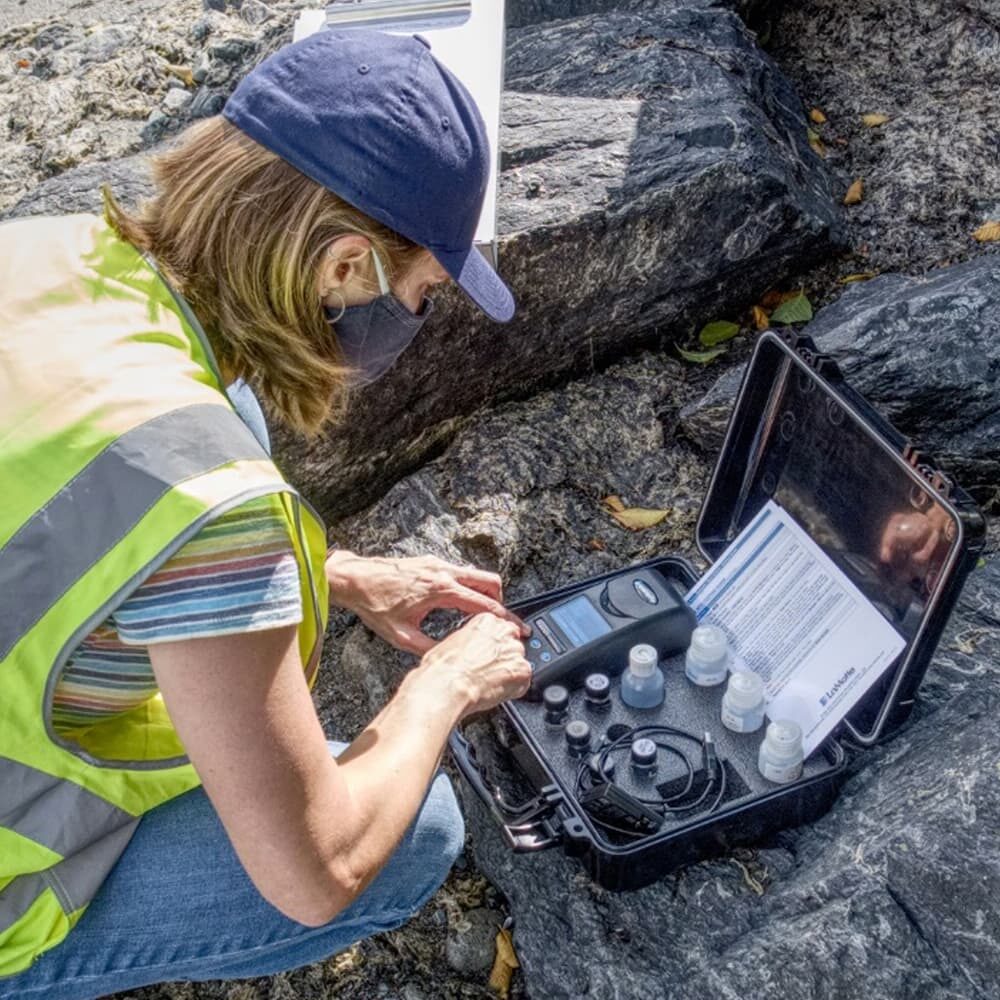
[721,670,766,733]
[684,625,730,687]
[620,644,665,709]
[757,719,804,784]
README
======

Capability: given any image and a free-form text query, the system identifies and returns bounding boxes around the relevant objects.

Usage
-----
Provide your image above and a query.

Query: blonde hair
[103,115,423,436]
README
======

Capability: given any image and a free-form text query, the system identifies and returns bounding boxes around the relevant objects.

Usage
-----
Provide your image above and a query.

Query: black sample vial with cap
[584,672,611,710]
[543,684,570,727]
[564,719,592,756]
[630,737,658,772]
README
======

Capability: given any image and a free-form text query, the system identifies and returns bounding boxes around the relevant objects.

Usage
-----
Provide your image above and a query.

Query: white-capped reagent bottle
[721,670,766,733]
[757,719,804,784]
[684,624,729,687]
[620,643,665,710]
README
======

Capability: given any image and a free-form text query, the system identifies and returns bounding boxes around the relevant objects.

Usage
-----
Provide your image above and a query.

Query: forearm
[311,664,468,913]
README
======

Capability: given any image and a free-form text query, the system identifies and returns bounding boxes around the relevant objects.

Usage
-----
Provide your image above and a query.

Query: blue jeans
[0,742,464,1000]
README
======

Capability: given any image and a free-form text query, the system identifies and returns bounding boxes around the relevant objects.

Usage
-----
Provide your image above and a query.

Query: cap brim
[434,244,515,323]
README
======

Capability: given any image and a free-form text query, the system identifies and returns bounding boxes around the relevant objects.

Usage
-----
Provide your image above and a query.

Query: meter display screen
[549,595,612,648]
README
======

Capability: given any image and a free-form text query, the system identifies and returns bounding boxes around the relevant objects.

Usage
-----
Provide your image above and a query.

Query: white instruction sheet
[686,500,906,756]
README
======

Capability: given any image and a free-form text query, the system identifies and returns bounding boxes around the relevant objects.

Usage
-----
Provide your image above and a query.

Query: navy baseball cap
[222,29,514,323]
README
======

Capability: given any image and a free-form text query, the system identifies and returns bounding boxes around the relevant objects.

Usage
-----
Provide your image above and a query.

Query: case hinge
[902,443,954,499]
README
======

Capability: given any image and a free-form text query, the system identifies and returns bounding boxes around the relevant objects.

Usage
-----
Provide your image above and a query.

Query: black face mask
[327,294,434,386]
[325,248,434,385]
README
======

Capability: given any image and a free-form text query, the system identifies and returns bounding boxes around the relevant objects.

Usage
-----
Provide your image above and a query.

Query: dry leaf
[489,928,520,999]
[759,288,804,309]
[843,178,864,205]
[862,113,890,127]
[587,537,607,551]
[165,62,195,87]
[16,59,30,69]
[751,305,770,330]
[972,220,1000,243]
[807,128,826,157]
[608,506,671,531]
[809,108,827,124]
[600,495,626,513]
[838,271,878,283]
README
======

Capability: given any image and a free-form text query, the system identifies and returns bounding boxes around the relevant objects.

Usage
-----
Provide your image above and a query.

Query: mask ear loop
[371,246,391,296]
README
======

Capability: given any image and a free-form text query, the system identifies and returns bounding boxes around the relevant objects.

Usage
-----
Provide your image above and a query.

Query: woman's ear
[319,234,373,305]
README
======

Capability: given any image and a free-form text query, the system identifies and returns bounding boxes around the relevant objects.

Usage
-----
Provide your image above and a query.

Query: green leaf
[977,557,987,569]
[678,345,727,364]
[698,320,741,347]
[770,292,814,325]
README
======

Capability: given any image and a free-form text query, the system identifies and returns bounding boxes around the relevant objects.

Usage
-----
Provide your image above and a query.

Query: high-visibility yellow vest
[0,214,330,978]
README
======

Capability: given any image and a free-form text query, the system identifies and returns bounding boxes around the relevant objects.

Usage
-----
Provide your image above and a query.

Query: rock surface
[765,0,1000,278]
[679,256,1000,501]
[3,0,846,523]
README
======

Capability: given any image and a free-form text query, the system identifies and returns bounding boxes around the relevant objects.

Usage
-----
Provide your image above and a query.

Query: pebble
[141,109,171,143]
[192,51,211,85]
[445,907,502,974]
[189,19,212,43]
[208,37,255,64]
[162,88,191,114]
[189,88,226,118]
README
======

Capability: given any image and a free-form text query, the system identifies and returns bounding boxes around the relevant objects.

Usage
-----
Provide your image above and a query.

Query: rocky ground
[2,0,998,998]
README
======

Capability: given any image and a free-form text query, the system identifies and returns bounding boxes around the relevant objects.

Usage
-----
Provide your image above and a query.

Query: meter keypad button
[534,618,565,654]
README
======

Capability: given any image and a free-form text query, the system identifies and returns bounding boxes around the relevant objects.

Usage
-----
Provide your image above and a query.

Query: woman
[0,28,531,999]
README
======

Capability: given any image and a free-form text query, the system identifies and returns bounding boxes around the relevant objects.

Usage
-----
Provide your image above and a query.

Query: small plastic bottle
[620,644,665,710]
[721,670,766,733]
[684,625,730,687]
[757,719,804,784]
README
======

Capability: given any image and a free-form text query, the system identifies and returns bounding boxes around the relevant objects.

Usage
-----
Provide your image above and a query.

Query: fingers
[437,586,529,635]
[451,565,504,602]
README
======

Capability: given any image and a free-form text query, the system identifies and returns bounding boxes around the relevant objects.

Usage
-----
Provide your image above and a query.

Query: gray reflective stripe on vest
[0,818,138,933]
[0,757,136,858]
[0,871,46,935]
[0,403,268,661]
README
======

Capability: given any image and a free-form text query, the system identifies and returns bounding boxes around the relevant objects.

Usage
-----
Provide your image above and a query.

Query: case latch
[449,730,566,853]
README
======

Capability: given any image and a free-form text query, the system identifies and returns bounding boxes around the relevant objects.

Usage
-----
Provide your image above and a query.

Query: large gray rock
[679,256,1000,495]
[506,0,779,30]
[279,0,846,522]
[766,0,1000,276]
[4,1,846,524]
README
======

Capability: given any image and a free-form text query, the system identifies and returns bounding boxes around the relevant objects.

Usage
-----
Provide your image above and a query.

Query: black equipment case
[449,330,986,891]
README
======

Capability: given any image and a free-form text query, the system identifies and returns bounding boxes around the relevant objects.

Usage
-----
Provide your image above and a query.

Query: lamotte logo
[819,667,856,707]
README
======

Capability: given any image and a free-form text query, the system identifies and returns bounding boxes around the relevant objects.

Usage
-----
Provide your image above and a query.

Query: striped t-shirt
[51,494,303,734]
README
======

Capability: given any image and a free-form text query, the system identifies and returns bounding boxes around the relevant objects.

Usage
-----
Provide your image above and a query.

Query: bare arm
[149,613,528,926]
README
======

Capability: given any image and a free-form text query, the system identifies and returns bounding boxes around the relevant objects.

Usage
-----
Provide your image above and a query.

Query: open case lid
[695,331,986,746]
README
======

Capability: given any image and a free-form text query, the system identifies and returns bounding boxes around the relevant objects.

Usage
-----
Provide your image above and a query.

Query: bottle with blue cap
[620,644,665,710]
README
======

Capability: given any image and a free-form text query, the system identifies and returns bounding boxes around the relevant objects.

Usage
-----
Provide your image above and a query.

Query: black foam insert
[507,648,839,847]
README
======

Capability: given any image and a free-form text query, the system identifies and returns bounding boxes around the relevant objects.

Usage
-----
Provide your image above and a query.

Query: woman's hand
[417,612,532,718]
[326,549,529,655]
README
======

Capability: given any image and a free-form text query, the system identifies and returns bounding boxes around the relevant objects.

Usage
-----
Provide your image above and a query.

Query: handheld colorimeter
[525,569,696,694]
